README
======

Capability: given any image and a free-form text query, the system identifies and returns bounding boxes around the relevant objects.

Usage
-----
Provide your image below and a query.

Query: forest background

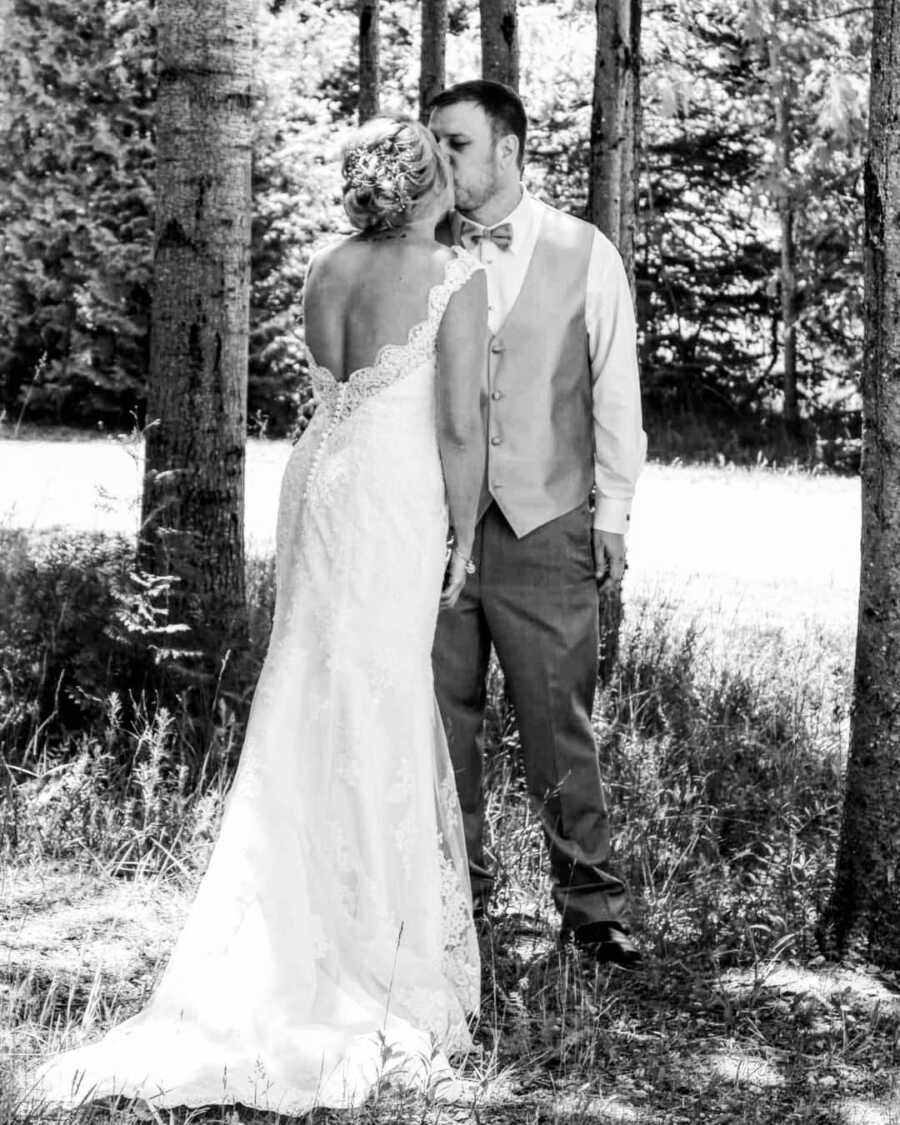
[0,0,872,465]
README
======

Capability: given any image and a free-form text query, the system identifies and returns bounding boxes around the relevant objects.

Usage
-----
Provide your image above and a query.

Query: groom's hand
[440,549,470,610]
[592,529,626,593]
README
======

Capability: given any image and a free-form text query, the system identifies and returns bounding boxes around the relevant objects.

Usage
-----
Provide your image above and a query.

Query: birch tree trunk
[358,0,380,123]
[140,0,254,732]
[419,0,447,122]
[588,0,641,680]
[479,0,519,91]
[819,0,900,968]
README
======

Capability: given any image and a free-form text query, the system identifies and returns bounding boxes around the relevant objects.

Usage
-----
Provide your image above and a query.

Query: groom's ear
[497,133,519,171]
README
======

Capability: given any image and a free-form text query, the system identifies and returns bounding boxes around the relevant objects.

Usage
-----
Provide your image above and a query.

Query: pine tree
[479,0,518,90]
[819,0,900,967]
[588,0,641,289]
[419,0,447,122]
[588,0,642,678]
[139,0,254,741]
[358,0,380,123]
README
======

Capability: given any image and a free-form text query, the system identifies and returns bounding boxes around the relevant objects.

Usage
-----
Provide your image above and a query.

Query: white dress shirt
[450,189,646,534]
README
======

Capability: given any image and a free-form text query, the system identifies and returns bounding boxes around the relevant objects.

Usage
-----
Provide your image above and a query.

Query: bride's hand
[440,548,472,610]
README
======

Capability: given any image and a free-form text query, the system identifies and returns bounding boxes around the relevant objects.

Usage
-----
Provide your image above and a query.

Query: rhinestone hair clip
[344,141,413,214]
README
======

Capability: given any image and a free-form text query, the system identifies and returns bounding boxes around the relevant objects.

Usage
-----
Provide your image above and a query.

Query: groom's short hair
[429,80,527,169]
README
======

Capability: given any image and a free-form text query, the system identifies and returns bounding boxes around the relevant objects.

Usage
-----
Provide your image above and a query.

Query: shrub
[0,530,276,767]
[0,528,142,756]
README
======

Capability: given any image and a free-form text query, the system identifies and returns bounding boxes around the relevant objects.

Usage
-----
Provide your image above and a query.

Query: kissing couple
[29,79,645,1116]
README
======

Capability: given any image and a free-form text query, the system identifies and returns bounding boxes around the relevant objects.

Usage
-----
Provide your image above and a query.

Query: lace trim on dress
[303,247,482,478]
[307,248,481,403]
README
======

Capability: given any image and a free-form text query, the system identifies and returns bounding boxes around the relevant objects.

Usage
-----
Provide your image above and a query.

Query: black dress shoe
[561,922,642,968]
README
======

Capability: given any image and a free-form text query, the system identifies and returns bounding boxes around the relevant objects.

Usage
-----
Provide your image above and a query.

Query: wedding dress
[30,248,482,1116]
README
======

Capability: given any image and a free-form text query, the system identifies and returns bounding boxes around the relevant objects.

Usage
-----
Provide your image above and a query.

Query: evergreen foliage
[0,0,155,425]
[638,0,868,436]
[0,0,870,451]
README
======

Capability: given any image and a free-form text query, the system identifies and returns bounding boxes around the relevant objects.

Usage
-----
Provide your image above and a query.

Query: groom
[429,80,646,966]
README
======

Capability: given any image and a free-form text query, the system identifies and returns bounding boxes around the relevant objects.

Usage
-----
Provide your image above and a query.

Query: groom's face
[429,101,506,214]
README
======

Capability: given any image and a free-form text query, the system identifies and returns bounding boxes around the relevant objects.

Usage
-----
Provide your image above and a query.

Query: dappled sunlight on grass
[0,451,887,1122]
[708,1049,784,1089]
[718,964,900,1014]
[1,863,182,989]
[838,1095,900,1124]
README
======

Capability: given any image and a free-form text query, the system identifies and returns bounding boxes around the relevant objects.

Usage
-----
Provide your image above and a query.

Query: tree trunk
[588,0,641,683]
[769,23,800,433]
[588,0,641,291]
[419,0,447,123]
[358,0,380,124]
[479,0,519,91]
[140,0,254,740]
[779,201,799,429]
[819,0,900,968]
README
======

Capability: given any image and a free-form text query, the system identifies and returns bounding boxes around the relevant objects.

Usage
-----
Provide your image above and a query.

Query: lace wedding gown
[30,249,482,1116]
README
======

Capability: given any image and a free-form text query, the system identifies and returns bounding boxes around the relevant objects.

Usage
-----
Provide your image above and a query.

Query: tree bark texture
[419,0,447,122]
[479,0,519,91]
[589,0,641,682]
[358,0,380,123]
[588,0,641,291]
[769,23,800,430]
[141,0,253,705]
[779,199,799,427]
[820,0,900,967]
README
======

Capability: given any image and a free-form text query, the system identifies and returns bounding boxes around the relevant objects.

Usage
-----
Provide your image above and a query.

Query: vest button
[491,342,504,354]
[490,436,501,446]
[491,391,502,401]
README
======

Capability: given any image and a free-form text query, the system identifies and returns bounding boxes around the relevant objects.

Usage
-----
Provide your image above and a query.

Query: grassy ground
[1,437,892,1125]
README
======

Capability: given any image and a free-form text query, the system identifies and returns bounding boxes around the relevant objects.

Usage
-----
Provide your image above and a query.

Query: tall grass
[0,529,868,1124]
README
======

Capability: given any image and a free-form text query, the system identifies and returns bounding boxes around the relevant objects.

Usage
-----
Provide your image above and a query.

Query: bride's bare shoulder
[425,243,458,282]
[307,236,455,294]
[306,235,356,275]
[304,237,372,300]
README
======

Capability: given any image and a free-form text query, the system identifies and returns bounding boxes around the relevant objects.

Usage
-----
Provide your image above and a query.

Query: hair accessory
[344,140,413,215]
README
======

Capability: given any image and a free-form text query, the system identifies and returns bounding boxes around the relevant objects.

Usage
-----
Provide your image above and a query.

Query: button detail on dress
[491,391,502,401]
[490,342,504,354]
[490,436,501,446]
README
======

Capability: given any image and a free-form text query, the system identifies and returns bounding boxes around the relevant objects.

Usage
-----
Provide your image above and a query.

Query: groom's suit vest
[440,204,595,539]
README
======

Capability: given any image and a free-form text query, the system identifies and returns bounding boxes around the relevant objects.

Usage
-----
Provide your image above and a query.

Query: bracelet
[451,546,476,575]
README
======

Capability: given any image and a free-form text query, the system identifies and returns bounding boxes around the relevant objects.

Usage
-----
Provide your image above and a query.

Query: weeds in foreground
[1,531,894,1124]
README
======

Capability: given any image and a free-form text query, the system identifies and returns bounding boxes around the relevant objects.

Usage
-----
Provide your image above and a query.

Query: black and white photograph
[0,0,896,1122]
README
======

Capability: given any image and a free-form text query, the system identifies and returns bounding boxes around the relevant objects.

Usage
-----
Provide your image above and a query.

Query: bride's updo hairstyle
[341,116,449,234]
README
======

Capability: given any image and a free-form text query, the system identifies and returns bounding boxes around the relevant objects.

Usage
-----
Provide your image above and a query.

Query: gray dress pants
[432,499,627,931]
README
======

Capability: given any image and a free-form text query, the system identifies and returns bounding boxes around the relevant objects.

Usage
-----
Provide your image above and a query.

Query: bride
[29,116,488,1116]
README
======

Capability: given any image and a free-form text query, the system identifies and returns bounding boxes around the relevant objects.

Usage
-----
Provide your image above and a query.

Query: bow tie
[459,218,513,251]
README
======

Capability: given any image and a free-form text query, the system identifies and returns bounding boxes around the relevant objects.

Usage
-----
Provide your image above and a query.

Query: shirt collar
[451,186,535,256]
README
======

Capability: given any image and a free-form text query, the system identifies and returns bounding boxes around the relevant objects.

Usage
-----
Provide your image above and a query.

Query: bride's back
[304,237,454,382]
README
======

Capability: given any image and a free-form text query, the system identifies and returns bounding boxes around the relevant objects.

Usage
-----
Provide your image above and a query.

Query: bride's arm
[436,268,489,567]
